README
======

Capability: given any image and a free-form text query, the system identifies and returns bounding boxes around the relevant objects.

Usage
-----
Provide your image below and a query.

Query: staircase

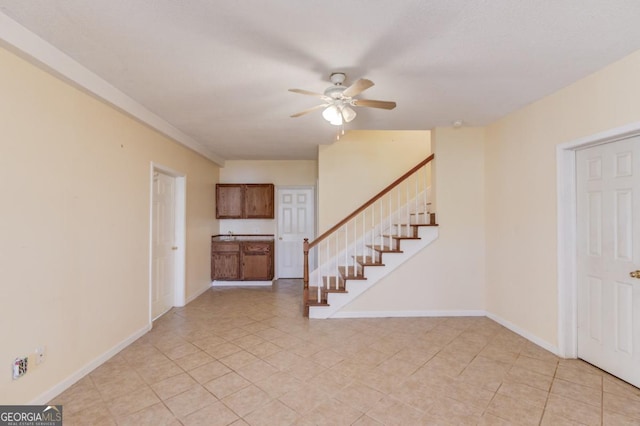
[303,155,438,318]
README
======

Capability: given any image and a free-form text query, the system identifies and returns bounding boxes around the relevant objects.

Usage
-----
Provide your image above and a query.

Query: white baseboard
[211,280,273,287]
[486,311,560,356]
[332,310,560,357]
[184,282,212,305]
[331,309,486,319]
[30,323,152,405]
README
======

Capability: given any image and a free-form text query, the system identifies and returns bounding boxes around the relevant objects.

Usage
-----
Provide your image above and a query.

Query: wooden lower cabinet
[241,242,273,280]
[211,239,274,281]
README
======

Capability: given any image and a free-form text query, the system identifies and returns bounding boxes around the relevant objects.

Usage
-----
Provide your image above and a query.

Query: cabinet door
[241,242,273,280]
[244,184,274,219]
[212,252,241,280]
[216,184,243,218]
[211,242,241,280]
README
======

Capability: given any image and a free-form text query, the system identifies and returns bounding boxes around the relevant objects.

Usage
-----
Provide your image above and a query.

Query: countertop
[211,234,275,242]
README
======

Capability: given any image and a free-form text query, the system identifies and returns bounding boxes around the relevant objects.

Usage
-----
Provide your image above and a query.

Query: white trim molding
[185,283,213,305]
[486,312,560,356]
[0,12,224,166]
[212,280,274,287]
[556,121,640,359]
[30,324,151,405]
[332,310,486,319]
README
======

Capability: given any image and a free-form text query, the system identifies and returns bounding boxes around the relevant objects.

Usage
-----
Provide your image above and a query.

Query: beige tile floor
[51,279,640,425]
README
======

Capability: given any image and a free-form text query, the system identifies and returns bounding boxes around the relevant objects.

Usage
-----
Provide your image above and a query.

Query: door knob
[630,270,640,279]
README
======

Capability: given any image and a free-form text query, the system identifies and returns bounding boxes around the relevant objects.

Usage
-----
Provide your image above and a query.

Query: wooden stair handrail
[308,154,434,249]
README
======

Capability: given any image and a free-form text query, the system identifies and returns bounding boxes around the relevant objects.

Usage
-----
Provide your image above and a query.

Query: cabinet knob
[171,246,178,250]
[278,237,283,240]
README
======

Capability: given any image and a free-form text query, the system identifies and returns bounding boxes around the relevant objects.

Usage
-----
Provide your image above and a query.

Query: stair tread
[322,276,348,292]
[366,244,403,253]
[382,234,421,240]
[338,266,367,280]
[353,256,385,266]
[308,286,329,305]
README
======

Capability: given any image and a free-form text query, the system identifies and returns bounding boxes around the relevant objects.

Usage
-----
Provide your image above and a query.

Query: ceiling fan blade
[342,79,374,97]
[353,99,397,110]
[288,88,326,98]
[290,104,326,118]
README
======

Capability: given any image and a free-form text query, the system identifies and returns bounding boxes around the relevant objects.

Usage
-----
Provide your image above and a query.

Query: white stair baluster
[378,197,386,250]
[325,241,329,290]
[424,164,429,222]
[406,180,410,236]
[414,173,422,223]
[335,232,339,288]
[371,205,375,261]
[353,218,357,276]
[396,186,400,237]
[362,211,366,265]
[389,193,397,247]
[344,225,348,276]
[389,193,393,247]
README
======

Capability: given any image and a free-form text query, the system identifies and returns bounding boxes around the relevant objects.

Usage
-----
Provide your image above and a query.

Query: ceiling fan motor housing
[324,85,347,99]
[325,73,348,99]
[329,72,346,85]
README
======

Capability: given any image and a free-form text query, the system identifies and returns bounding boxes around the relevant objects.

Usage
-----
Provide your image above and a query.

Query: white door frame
[275,185,316,279]
[557,121,640,358]
[149,163,187,324]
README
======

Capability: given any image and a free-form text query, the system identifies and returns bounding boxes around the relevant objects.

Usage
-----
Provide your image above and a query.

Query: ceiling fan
[289,73,396,126]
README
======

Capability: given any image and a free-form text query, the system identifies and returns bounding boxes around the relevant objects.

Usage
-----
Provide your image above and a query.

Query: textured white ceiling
[2,1,640,161]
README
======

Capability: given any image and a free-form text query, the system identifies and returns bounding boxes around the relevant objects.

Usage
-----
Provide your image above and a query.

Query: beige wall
[340,127,486,314]
[220,160,317,185]
[317,130,431,233]
[485,50,640,347]
[218,160,317,235]
[0,46,219,403]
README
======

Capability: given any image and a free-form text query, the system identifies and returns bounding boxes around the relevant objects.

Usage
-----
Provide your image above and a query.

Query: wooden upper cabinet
[215,183,274,219]
[216,184,244,218]
[244,184,274,219]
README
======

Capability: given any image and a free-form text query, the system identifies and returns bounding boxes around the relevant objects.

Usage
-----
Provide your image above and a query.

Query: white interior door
[277,187,315,278]
[152,171,176,319]
[577,136,640,387]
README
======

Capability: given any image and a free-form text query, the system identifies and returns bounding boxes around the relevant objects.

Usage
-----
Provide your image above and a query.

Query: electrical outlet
[35,346,46,365]
[13,357,28,379]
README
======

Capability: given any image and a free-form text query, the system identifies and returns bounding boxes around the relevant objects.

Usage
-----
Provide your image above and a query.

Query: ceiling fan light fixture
[322,105,343,125]
[341,105,356,123]
[329,114,343,126]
